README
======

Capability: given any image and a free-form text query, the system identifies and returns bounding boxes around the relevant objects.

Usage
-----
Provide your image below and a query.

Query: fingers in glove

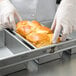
[51,19,56,32]
[62,25,71,35]
[9,14,16,30]
[14,10,22,21]
[1,15,10,29]
[3,15,10,28]
[52,23,61,43]
[61,34,68,41]
[62,25,71,41]
[69,24,73,34]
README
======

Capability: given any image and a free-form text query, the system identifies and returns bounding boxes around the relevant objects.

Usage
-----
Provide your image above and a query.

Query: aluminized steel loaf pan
[12,30,76,64]
[0,29,76,68]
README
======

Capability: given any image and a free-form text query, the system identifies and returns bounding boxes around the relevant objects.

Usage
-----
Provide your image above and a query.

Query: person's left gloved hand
[0,0,22,30]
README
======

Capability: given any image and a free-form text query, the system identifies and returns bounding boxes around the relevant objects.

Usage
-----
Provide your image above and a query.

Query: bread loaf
[16,20,60,48]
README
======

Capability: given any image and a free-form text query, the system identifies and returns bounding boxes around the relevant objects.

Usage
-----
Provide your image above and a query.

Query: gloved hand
[51,0,76,43]
[0,0,22,30]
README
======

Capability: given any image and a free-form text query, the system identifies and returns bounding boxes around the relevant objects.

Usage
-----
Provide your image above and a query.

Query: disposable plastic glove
[51,0,76,43]
[0,0,22,30]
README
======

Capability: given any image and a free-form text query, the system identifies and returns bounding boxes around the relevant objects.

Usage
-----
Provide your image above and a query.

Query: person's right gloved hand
[0,0,22,30]
[51,0,76,43]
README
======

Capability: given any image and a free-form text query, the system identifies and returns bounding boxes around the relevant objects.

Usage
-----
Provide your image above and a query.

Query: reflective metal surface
[7,54,76,76]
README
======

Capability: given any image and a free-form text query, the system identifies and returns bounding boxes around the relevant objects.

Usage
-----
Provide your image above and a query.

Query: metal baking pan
[0,29,76,69]
[12,30,76,64]
[0,29,62,69]
[11,30,36,49]
[12,31,63,64]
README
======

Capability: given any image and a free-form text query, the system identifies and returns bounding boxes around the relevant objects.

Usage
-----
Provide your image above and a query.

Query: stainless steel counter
[6,54,76,76]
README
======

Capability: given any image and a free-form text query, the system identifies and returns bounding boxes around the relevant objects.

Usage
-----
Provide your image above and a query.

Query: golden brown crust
[35,26,53,34]
[16,20,29,29]
[16,25,32,38]
[26,33,51,48]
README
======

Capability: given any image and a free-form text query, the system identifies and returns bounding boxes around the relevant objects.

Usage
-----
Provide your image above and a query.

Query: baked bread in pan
[16,20,60,48]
